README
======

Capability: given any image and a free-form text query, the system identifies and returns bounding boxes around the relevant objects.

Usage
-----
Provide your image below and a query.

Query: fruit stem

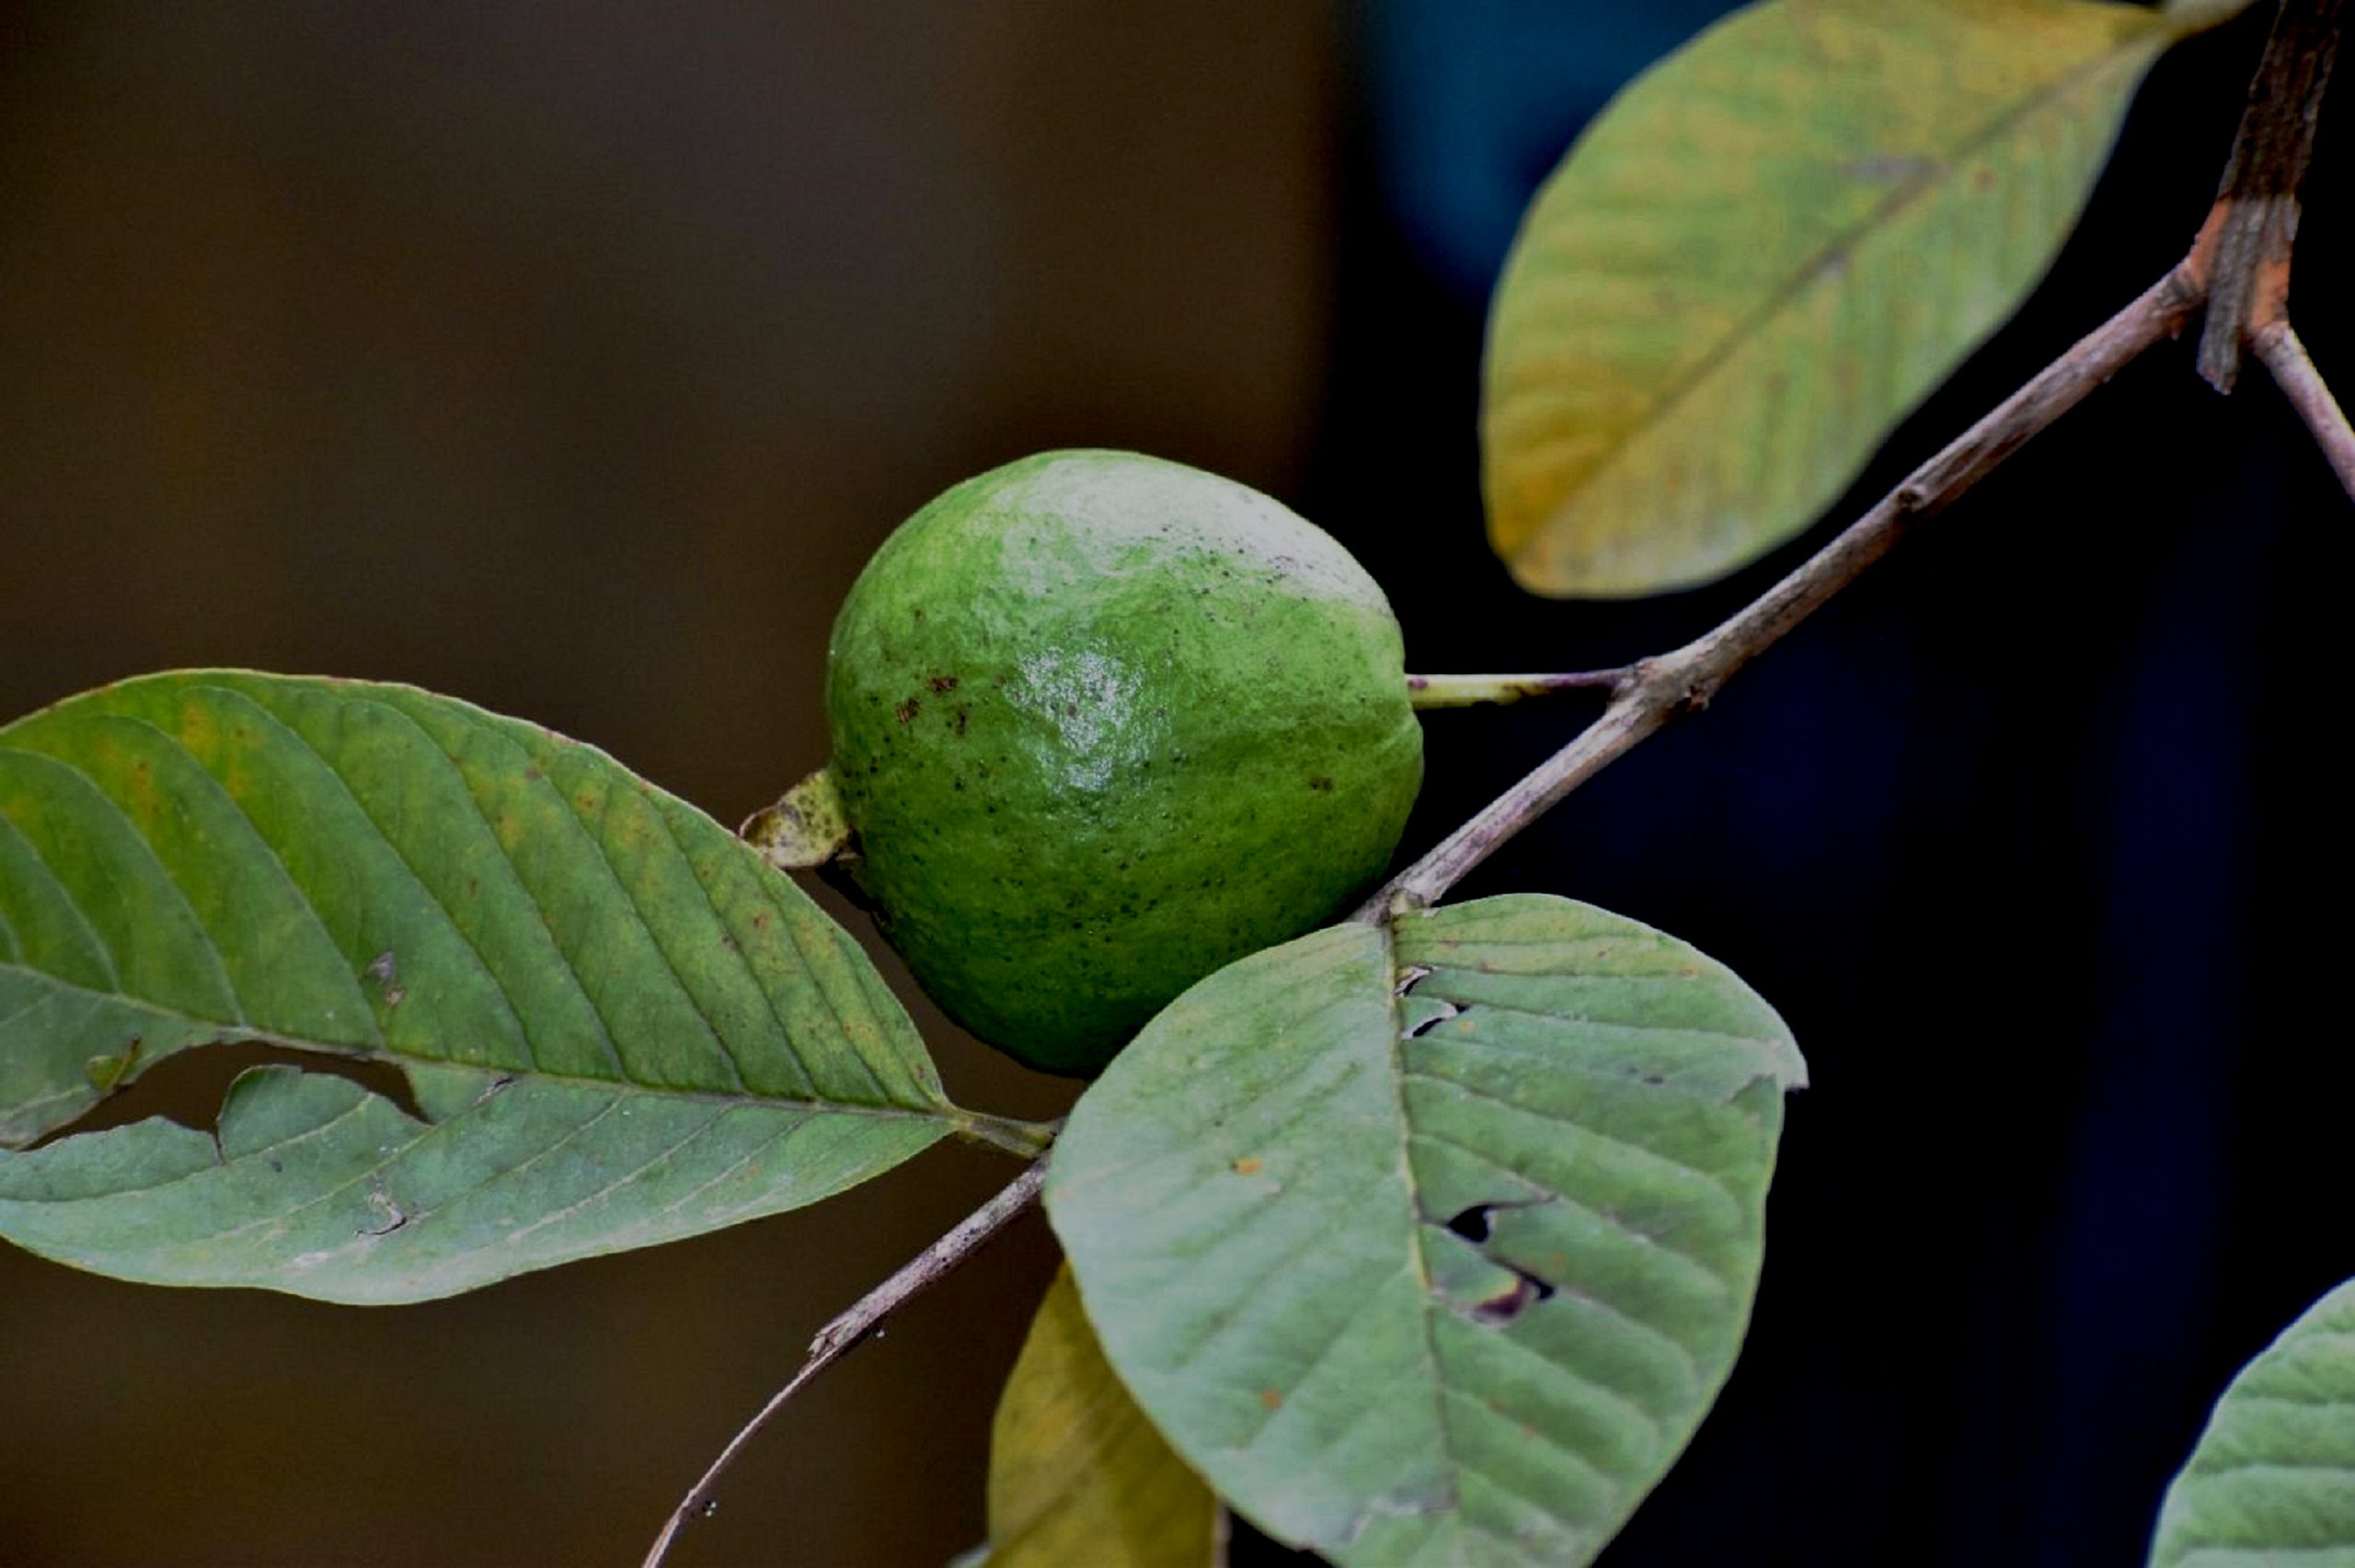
[741,766,853,869]
[1405,670,1629,709]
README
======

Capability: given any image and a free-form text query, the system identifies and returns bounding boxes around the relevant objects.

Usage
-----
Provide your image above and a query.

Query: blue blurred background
[1,4,2346,1563]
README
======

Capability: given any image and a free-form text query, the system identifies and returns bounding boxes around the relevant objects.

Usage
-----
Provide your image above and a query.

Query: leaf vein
[1222,1268,1408,1453]
[1402,1066,1748,1201]
[453,1099,718,1243]
[390,702,633,1081]
[130,708,385,1049]
[217,692,544,1069]
[649,1110,816,1221]
[743,827,895,1104]
[0,775,125,989]
[1405,1124,1732,1304]
[1380,918,1461,1520]
[543,747,747,1093]
[0,751,232,1007]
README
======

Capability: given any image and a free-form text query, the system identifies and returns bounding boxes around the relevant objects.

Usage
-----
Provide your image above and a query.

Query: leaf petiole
[953,1112,1062,1160]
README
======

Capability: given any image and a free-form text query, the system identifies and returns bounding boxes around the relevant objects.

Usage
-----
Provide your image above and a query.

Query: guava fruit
[818,448,1422,1075]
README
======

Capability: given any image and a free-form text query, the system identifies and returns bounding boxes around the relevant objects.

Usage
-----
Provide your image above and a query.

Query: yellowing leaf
[980,1264,1221,1568]
[1483,0,2199,597]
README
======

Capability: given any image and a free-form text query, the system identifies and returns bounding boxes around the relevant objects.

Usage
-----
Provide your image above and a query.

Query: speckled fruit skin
[825,449,1423,1076]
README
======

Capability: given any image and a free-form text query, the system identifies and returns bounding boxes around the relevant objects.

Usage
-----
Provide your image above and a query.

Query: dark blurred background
[1,4,2346,1564]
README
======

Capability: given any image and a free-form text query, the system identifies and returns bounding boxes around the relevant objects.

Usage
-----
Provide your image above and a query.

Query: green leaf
[1482,0,2202,597]
[1046,894,1805,1566]
[976,1263,1222,1568]
[0,671,1030,1302]
[2149,1276,2355,1568]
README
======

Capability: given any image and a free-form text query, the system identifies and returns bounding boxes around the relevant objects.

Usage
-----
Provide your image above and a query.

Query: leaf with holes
[1046,894,1805,1566]
[0,671,1040,1303]
[2148,1276,2355,1567]
[972,1262,1223,1568]
[1482,0,2228,597]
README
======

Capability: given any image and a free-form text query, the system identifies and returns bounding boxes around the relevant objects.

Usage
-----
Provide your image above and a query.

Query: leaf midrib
[0,961,967,1132]
[1375,917,1464,1546]
[1376,938,1758,1562]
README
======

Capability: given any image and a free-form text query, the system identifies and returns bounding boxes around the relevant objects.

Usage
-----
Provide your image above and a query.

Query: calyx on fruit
[793,448,1422,1076]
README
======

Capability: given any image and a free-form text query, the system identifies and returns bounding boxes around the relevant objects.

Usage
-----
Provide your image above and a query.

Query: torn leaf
[1048,894,1804,1567]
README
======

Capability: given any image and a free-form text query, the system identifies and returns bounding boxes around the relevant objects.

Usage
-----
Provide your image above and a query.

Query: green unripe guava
[822,449,1422,1075]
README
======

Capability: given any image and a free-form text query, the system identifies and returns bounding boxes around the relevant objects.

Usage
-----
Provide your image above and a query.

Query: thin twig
[641,1160,1049,1568]
[2253,322,2355,498]
[1365,265,2207,915]
[1406,670,1632,708]
[2195,0,2343,390]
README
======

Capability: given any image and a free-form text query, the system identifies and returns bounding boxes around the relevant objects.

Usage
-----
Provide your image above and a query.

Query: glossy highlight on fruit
[823,449,1422,1075]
